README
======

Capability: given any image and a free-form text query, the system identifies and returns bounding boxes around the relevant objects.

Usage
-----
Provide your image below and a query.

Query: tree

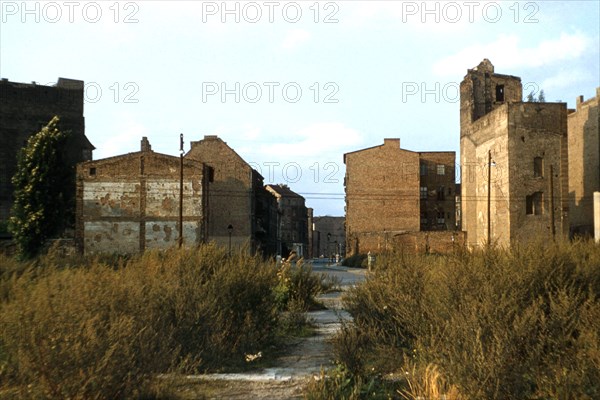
[526,89,546,102]
[9,116,74,258]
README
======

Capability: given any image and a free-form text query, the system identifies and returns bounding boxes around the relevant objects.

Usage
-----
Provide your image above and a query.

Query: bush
[0,244,281,399]
[325,241,600,399]
[342,253,368,268]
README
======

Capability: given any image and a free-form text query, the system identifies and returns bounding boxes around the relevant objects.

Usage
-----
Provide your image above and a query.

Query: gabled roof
[265,184,304,199]
[186,135,264,180]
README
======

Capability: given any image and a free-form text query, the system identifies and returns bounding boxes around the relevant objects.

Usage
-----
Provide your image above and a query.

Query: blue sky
[1,0,599,216]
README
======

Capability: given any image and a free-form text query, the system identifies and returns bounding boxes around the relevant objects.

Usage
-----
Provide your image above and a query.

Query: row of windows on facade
[420,163,448,176]
[420,186,453,200]
[421,210,452,226]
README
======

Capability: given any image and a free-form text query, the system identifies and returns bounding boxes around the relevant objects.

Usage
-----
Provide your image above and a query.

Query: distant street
[309,259,367,289]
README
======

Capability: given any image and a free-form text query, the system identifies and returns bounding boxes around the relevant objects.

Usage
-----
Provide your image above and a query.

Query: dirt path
[171,265,364,400]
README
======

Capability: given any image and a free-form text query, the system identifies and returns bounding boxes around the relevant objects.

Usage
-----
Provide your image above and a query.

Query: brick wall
[186,135,276,254]
[344,139,420,256]
[568,88,600,235]
[350,230,466,255]
[76,141,205,255]
[0,78,93,223]
[460,60,569,247]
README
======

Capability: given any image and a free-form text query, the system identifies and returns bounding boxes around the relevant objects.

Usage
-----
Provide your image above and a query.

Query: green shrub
[342,253,368,268]
[327,241,600,399]
[274,259,328,312]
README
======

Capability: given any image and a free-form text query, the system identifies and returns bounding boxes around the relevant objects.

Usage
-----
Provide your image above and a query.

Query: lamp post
[334,240,338,263]
[227,224,233,256]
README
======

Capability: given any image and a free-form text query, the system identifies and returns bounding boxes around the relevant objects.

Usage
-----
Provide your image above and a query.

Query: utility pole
[487,149,492,248]
[550,164,556,239]
[178,133,184,248]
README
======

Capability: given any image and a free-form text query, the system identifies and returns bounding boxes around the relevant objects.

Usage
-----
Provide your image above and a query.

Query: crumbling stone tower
[460,59,569,247]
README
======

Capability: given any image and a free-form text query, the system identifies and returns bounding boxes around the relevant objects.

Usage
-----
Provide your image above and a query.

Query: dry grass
[308,240,600,399]
[0,244,290,399]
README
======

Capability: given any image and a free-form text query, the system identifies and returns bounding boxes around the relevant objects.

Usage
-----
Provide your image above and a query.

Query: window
[496,85,505,102]
[437,210,445,225]
[526,192,543,215]
[534,157,543,178]
[420,163,428,176]
[420,186,428,199]
[448,187,452,196]
[437,186,445,201]
[420,211,428,226]
[437,165,445,175]
[89,167,96,176]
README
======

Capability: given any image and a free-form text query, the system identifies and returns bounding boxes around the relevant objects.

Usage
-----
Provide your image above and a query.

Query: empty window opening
[526,192,543,215]
[89,167,96,176]
[420,186,428,200]
[420,211,428,226]
[496,85,505,102]
[420,163,428,176]
[534,157,543,178]
[437,211,445,225]
[437,186,445,201]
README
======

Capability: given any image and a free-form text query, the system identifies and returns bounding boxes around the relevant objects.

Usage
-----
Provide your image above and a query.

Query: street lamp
[334,240,338,263]
[227,224,233,256]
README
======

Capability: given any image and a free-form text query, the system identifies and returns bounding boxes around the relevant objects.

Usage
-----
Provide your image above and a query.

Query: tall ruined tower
[460,59,523,131]
[460,60,568,247]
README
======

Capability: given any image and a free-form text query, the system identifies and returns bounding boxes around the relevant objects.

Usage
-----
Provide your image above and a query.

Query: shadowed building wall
[185,135,277,255]
[568,88,600,236]
[0,78,94,226]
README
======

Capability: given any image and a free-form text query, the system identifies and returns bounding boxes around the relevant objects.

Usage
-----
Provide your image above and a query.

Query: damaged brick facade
[265,184,309,258]
[185,135,277,255]
[76,138,207,255]
[460,59,569,248]
[568,88,600,236]
[0,78,94,226]
[312,215,345,259]
[344,138,456,255]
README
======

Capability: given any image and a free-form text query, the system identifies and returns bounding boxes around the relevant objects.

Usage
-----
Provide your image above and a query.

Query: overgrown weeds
[306,240,600,399]
[0,244,323,399]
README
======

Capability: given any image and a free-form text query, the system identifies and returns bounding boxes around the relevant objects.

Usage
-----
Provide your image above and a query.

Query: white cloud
[281,29,311,50]
[342,1,502,32]
[432,32,591,77]
[257,122,362,158]
[94,117,147,159]
[541,68,591,92]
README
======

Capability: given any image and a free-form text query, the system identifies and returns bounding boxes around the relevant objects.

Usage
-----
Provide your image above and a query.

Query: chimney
[384,138,400,148]
[141,137,152,152]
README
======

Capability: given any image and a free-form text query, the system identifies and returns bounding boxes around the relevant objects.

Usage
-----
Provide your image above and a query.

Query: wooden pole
[487,150,491,247]
[179,133,184,248]
[550,164,556,239]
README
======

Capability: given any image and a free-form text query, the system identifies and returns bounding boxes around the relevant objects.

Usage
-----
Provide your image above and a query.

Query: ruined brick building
[265,184,310,258]
[0,78,94,229]
[460,59,569,247]
[76,138,208,254]
[185,135,277,255]
[312,215,345,259]
[344,138,457,255]
[568,88,600,236]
